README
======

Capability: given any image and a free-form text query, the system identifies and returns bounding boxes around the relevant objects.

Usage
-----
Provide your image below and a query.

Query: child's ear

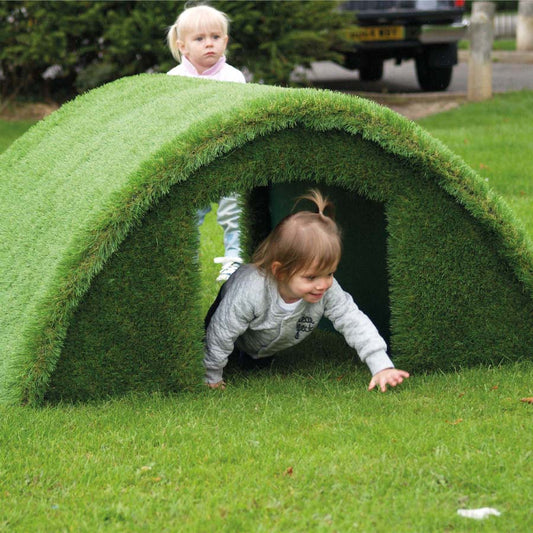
[271,261,283,279]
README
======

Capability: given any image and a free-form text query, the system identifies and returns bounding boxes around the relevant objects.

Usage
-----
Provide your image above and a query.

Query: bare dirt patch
[381,99,464,120]
[1,93,466,123]
[355,92,467,120]
[0,102,59,121]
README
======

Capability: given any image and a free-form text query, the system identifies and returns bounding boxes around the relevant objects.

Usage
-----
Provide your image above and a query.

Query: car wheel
[359,61,384,81]
[415,55,453,91]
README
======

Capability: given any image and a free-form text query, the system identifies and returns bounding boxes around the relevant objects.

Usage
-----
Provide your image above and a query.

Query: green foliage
[0,0,180,98]
[1,1,106,98]
[222,0,347,84]
[0,0,347,100]
[1,76,533,405]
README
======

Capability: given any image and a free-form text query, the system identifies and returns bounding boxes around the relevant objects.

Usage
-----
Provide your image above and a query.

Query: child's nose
[315,277,329,290]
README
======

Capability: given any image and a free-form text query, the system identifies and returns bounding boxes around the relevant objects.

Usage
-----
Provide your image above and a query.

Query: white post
[468,2,495,102]
[517,0,533,51]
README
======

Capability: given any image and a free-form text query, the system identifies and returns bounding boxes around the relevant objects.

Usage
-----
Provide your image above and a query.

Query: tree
[221,0,347,84]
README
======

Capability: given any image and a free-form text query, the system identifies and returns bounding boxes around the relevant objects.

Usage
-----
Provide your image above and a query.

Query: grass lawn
[1,363,532,531]
[418,90,533,235]
[459,39,516,51]
[1,92,532,531]
[0,119,36,153]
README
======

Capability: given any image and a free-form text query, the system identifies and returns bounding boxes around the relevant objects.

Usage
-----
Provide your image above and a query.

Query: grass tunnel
[1,75,532,405]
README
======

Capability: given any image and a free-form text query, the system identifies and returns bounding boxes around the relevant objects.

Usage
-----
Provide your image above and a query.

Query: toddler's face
[178,25,228,74]
[277,262,338,304]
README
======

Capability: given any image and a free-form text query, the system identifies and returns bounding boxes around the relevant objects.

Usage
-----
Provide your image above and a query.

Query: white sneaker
[214,257,243,282]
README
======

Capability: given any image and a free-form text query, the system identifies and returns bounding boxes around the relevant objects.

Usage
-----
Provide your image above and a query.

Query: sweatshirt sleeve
[323,280,393,376]
[204,276,257,383]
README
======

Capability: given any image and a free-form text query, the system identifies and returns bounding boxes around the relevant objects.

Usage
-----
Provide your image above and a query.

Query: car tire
[415,55,453,91]
[359,61,384,82]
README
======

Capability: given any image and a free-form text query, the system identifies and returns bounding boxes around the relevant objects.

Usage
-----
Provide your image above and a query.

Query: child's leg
[216,194,242,258]
[197,204,212,227]
[204,284,225,331]
[213,195,242,282]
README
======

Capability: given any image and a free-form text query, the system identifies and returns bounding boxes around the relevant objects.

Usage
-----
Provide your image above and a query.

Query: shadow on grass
[222,329,365,383]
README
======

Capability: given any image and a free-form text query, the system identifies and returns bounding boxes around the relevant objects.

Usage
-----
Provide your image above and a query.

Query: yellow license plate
[346,25,405,42]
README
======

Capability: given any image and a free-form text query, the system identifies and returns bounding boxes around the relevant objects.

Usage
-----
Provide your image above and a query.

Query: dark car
[336,0,468,91]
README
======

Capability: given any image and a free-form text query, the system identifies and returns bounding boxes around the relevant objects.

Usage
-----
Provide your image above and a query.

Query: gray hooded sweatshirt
[204,264,393,384]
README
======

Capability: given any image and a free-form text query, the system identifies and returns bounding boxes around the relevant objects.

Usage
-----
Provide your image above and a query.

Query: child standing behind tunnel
[204,189,410,391]
[167,4,245,282]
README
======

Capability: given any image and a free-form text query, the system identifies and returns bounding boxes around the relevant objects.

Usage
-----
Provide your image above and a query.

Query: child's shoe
[214,256,242,282]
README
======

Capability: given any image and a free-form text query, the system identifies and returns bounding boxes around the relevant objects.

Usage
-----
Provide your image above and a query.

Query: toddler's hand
[207,380,226,390]
[368,368,409,392]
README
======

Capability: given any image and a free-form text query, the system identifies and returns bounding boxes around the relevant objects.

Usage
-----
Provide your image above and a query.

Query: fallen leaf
[446,418,463,425]
[520,397,533,404]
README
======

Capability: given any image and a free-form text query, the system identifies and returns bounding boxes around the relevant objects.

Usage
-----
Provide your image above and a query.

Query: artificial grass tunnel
[1,75,533,405]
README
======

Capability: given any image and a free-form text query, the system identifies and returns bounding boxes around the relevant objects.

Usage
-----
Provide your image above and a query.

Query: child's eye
[306,276,316,281]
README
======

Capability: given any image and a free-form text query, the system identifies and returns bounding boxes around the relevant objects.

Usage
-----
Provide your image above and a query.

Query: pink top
[167,56,246,83]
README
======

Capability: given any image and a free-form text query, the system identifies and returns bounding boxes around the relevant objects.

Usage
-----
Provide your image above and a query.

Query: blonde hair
[253,190,342,281]
[167,4,230,62]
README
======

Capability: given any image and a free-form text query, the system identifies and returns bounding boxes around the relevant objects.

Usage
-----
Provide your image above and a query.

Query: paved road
[303,51,533,95]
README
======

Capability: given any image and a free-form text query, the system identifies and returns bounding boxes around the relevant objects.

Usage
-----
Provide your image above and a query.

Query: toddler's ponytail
[294,189,335,221]
[167,24,181,62]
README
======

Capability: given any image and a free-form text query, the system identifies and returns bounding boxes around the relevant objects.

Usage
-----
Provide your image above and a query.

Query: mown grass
[459,39,516,51]
[1,361,532,532]
[418,90,533,235]
[1,92,533,531]
[0,119,35,153]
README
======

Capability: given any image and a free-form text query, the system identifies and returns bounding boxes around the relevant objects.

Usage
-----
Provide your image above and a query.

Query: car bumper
[419,21,468,44]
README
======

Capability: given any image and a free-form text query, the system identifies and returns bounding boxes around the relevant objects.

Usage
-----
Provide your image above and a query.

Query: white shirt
[167,56,246,84]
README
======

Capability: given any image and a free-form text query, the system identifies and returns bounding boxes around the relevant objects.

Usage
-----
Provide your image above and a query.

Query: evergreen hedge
[1,75,532,405]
